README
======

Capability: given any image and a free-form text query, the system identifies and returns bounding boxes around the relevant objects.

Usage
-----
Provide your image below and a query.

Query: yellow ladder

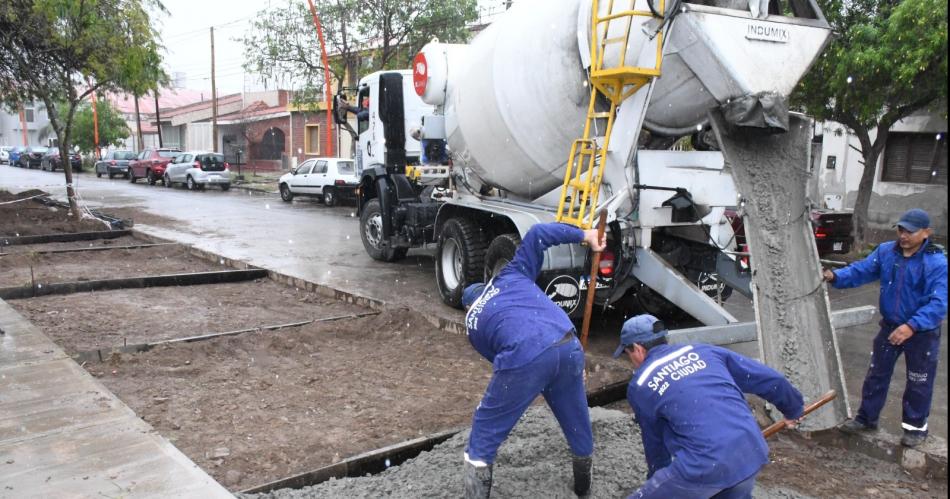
[556,0,665,229]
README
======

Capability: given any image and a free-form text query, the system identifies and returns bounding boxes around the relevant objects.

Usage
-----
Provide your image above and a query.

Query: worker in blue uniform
[824,208,947,447]
[460,222,605,499]
[616,314,804,499]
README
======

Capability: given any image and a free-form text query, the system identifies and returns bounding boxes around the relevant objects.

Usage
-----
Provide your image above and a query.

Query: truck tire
[436,217,488,308]
[360,198,408,262]
[484,233,521,281]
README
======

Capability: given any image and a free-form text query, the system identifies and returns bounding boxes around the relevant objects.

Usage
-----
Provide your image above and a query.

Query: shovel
[762,390,837,438]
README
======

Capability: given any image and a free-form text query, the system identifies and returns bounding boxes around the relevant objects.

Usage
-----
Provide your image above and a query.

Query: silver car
[164,151,231,191]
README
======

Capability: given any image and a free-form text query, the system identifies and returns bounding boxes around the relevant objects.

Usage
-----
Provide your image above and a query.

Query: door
[169,154,191,182]
[310,160,329,194]
[289,160,316,194]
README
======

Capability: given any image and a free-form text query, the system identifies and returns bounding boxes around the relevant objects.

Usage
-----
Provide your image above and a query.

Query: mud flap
[710,111,850,430]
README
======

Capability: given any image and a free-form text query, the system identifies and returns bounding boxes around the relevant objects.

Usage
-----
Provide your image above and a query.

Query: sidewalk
[0,299,233,498]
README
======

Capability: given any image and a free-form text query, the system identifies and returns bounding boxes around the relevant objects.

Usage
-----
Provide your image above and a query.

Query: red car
[129,148,181,185]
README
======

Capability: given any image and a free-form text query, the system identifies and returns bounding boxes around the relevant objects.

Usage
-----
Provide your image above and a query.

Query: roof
[106,88,209,114]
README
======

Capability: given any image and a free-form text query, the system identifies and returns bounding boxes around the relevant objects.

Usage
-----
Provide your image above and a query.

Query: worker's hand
[822,268,835,282]
[888,324,914,346]
[783,416,804,430]
[582,229,606,252]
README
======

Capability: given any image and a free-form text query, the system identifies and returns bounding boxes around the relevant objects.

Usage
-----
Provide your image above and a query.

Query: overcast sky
[156,0,509,95]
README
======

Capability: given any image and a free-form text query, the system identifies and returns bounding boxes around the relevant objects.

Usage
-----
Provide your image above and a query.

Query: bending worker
[617,314,804,499]
[460,222,605,498]
[825,208,947,447]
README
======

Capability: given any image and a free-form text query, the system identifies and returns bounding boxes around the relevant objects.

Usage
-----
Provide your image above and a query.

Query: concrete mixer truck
[339,0,833,327]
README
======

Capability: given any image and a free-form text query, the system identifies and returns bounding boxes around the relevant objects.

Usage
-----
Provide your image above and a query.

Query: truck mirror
[332,94,347,125]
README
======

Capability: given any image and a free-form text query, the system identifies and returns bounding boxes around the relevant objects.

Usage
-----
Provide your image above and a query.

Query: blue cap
[894,209,930,233]
[613,314,668,358]
[461,282,486,308]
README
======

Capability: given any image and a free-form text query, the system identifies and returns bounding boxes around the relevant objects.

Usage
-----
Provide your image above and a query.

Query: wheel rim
[187,177,193,190]
[364,212,383,249]
[281,186,290,200]
[326,192,334,204]
[441,238,462,290]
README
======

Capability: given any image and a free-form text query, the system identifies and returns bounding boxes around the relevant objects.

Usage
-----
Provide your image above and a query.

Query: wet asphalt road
[1,165,945,440]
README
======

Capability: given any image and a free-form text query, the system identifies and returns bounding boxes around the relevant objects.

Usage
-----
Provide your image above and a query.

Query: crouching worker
[617,314,804,499]
[461,222,605,498]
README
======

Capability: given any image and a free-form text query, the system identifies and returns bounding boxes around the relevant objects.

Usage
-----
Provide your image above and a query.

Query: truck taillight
[598,249,615,277]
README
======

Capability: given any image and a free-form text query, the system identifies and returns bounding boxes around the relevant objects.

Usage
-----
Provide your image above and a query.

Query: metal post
[211,27,218,153]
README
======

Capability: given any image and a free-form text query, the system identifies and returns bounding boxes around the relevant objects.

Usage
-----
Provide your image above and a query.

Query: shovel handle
[762,390,837,438]
[579,210,608,350]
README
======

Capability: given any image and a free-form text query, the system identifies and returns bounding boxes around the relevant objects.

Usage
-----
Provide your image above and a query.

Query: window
[305,124,321,155]
[882,132,947,185]
[295,160,315,175]
[24,107,35,123]
[313,160,328,174]
[826,155,836,170]
[260,128,285,160]
[337,161,355,174]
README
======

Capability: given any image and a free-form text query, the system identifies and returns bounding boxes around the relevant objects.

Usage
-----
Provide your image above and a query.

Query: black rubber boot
[464,461,493,499]
[572,455,592,496]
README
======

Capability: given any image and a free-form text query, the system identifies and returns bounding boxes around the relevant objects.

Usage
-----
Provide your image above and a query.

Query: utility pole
[211,26,218,153]
[154,90,163,147]
[90,90,101,159]
[18,104,28,146]
[134,95,144,150]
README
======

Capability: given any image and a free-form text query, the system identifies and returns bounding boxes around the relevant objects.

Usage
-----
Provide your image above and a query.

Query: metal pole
[90,89,100,159]
[211,27,218,153]
[153,90,163,147]
[18,104,28,146]
[305,0,335,157]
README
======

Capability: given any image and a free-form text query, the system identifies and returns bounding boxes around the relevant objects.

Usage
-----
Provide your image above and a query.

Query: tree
[0,0,166,218]
[794,0,948,246]
[72,98,132,154]
[241,0,478,104]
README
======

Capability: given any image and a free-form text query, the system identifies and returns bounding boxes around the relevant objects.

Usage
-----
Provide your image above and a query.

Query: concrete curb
[231,183,278,195]
[810,429,947,479]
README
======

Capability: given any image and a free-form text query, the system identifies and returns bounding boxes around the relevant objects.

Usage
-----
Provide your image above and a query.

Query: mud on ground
[0,190,106,236]
[9,279,367,354]
[0,242,227,288]
[241,406,947,499]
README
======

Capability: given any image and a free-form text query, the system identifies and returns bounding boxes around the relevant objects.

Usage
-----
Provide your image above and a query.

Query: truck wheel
[484,233,521,281]
[280,184,294,202]
[436,217,488,308]
[360,198,407,262]
[323,187,337,207]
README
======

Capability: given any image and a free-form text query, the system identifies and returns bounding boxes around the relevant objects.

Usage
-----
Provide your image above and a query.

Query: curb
[231,184,278,195]
[810,428,947,479]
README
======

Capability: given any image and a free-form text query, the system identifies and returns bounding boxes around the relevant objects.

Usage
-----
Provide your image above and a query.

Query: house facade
[0,101,52,147]
[816,110,948,240]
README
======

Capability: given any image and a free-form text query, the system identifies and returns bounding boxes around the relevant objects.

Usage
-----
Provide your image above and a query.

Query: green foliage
[71,98,131,153]
[794,0,948,128]
[241,0,478,106]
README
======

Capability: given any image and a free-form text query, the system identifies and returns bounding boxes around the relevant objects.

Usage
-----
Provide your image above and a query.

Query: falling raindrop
[846,76,853,84]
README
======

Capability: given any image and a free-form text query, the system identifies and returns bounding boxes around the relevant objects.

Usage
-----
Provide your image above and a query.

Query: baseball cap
[894,209,930,233]
[461,282,486,309]
[613,314,668,358]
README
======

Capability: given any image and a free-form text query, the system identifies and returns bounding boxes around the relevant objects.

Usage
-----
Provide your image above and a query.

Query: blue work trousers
[855,324,941,435]
[628,466,757,499]
[465,335,593,464]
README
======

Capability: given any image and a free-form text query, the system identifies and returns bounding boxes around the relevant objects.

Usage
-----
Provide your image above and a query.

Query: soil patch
[0,234,147,254]
[240,406,948,499]
[9,279,366,353]
[81,307,630,491]
[0,190,106,236]
[0,243,226,288]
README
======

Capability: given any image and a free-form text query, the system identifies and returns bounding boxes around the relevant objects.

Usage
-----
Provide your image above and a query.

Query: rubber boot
[572,455,592,496]
[464,461,493,499]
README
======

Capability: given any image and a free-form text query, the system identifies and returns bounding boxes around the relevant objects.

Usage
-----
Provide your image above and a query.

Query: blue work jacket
[465,223,583,371]
[627,344,804,488]
[832,240,948,332]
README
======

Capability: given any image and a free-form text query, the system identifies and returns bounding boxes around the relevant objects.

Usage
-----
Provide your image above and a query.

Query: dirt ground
[8,279,369,354]
[82,307,632,491]
[0,190,106,236]
[0,234,143,254]
[0,242,226,288]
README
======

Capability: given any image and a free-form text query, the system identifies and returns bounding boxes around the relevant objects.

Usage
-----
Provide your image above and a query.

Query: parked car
[128,147,180,185]
[94,150,137,178]
[7,146,26,166]
[0,146,12,164]
[725,208,854,260]
[40,148,81,172]
[18,146,48,169]
[164,151,231,191]
[278,157,358,206]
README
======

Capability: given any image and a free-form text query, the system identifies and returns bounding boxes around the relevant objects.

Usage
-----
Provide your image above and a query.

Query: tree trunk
[850,125,889,250]
[134,94,144,150]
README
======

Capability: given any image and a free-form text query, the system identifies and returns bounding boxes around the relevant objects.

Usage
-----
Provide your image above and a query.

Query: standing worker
[824,208,947,447]
[616,314,804,498]
[461,222,605,498]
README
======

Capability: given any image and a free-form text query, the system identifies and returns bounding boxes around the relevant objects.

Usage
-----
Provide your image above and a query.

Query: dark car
[95,150,137,178]
[40,149,82,172]
[725,208,854,259]
[18,146,48,169]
